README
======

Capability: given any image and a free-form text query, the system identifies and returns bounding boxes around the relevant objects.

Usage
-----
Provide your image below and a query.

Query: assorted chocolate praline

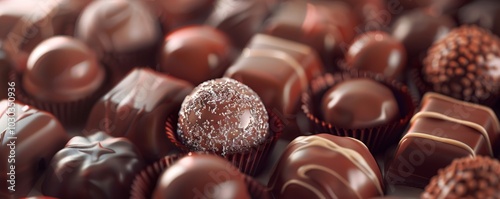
[0,101,68,199]
[42,132,145,199]
[3,0,500,198]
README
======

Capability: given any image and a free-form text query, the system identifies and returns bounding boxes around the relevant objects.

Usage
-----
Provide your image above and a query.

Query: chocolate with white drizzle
[269,134,384,199]
[385,92,500,188]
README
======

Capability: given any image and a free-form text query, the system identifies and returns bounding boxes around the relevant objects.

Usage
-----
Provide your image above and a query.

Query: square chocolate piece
[386,92,499,188]
[1,100,68,198]
[84,68,193,162]
[225,34,324,116]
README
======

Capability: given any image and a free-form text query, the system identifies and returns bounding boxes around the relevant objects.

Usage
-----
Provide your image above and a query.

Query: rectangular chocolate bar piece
[386,92,499,188]
[84,68,193,162]
[225,34,324,116]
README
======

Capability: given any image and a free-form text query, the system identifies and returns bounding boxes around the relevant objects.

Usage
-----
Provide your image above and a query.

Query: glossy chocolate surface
[22,36,105,102]
[346,31,407,79]
[391,9,455,59]
[269,134,384,199]
[458,0,500,37]
[76,0,161,79]
[152,153,251,199]
[386,93,499,188]
[225,34,324,116]
[144,0,215,30]
[0,45,12,100]
[85,68,193,162]
[159,25,235,85]
[263,1,357,65]
[205,0,277,48]
[320,78,399,129]
[422,26,500,103]
[42,132,145,199]
[177,78,269,155]
[0,100,68,199]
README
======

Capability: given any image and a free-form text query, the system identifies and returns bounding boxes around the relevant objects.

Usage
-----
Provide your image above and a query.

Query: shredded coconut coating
[177,78,269,155]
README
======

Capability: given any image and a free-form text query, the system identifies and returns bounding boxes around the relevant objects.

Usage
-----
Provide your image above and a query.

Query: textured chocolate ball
[177,78,269,155]
[422,156,500,199]
[320,78,399,129]
[22,36,105,102]
[159,26,234,85]
[152,153,251,199]
[422,25,500,103]
[345,31,407,79]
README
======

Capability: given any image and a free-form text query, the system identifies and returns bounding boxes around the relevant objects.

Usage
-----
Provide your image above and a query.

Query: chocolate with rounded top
[149,0,216,30]
[422,25,500,104]
[385,92,499,188]
[85,68,193,162]
[269,134,384,199]
[422,156,500,199]
[22,36,105,102]
[205,0,277,48]
[458,0,500,37]
[152,153,251,199]
[225,34,324,116]
[321,78,399,129]
[263,1,357,65]
[391,9,455,59]
[177,78,269,155]
[76,0,160,54]
[0,100,68,199]
[42,132,145,199]
[159,25,234,85]
[346,31,407,79]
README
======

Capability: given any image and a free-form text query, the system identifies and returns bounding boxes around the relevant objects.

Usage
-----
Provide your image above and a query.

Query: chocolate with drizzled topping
[422,25,500,103]
[177,78,269,155]
[422,156,500,199]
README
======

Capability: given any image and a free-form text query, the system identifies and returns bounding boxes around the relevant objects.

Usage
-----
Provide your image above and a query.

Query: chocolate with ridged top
[159,25,235,85]
[345,31,407,79]
[177,78,269,155]
[85,68,193,162]
[0,100,68,199]
[42,132,145,199]
[422,25,500,104]
[152,153,251,199]
[320,78,399,129]
[422,156,500,199]
[22,36,105,102]
[269,134,384,199]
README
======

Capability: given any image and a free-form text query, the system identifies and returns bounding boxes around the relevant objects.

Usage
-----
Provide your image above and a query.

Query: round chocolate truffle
[42,132,145,199]
[22,36,105,102]
[345,31,407,79]
[159,26,234,85]
[152,153,251,199]
[177,78,269,155]
[320,78,399,129]
[422,25,500,103]
[422,156,500,199]
[391,9,455,59]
